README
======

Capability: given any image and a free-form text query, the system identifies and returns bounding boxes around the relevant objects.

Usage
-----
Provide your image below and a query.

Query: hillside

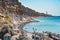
[19,2,52,17]
[20,5,52,17]
[0,0,52,17]
[0,0,52,40]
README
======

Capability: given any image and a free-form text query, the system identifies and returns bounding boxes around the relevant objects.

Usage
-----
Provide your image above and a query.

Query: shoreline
[19,19,39,32]
[18,19,39,35]
[18,19,40,39]
[20,16,60,40]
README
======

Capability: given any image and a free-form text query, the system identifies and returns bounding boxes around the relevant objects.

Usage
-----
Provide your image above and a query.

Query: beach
[0,15,60,40]
[21,16,60,40]
[18,18,39,39]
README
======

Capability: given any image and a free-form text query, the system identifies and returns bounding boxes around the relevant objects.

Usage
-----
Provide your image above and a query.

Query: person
[32,35,40,40]
[48,33,52,38]
[32,35,35,39]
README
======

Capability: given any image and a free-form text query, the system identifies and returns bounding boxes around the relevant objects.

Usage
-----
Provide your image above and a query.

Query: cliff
[20,5,52,17]
[0,0,52,17]
[0,0,52,39]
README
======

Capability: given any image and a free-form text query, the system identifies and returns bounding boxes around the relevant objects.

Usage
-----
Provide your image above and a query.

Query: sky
[18,0,60,16]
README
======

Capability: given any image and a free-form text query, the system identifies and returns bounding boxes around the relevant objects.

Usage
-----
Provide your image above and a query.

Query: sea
[23,16,60,34]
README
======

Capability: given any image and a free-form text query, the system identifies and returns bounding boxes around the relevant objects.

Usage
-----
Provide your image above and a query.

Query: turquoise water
[23,16,60,34]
